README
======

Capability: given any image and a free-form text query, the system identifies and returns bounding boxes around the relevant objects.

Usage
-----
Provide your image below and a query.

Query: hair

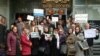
[11,25,17,31]
[67,27,73,35]
[31,20,36,26]
[0,15,6,24]
[34,27,39,32]
[22,27,27,32]
[75,26,82,33]
[43,19,48,23]
[43,26,49,32]
[85,23,91,28]
[68,27,73,32]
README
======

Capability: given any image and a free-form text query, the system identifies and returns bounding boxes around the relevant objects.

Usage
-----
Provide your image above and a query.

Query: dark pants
[22,55,31,56]
[39,52,44,56]
[44,54,50,56]
[31,55,38,56]
[0,49,6,56]
[57,49,60,56]
[67,55,75,56]
[84,49,89,56]
[60,54,66,56]
[32,55,38,56]
[7,55,16,56]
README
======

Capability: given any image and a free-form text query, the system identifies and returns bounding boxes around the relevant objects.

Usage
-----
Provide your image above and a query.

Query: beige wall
[0,0,10,29]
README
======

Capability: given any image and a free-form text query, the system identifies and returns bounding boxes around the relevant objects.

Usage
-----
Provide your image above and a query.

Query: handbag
[68,45,76,55]
[60,44,67,54]
[78,40,89,50]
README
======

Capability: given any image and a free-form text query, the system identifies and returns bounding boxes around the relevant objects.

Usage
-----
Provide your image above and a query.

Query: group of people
[0,15,99,56]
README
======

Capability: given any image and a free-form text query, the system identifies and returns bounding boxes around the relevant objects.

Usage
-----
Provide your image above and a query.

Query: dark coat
[50,35,58,56]
[87,38,93,47]
[59,33,67,55]
[0,24,6,49]
[59,33,66,45]
[30,37,39,55]
[39,33,52,55]
[87,35,99,47]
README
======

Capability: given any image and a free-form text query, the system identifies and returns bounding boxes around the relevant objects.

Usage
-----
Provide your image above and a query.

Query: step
[93,51,100,53]
[93,43,100,45]
[93,55,100,56]
[93,51,100,55]
[93,42,100,56]
[93,48,100,51]
[93,45,100,48]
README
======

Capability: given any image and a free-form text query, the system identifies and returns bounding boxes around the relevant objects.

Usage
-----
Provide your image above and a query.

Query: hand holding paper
[45,34,52,41]
[52,17,58,22]
[84,29,96,38]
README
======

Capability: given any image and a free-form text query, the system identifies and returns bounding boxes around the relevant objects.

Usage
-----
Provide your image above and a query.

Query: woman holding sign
[30,20,37,32]
[39,27,52,56]
[84,23,99,56]
[30,27,40,56]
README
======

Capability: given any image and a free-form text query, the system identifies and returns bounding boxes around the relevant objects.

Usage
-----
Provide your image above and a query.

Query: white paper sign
[30,32,40,38]
[45,34,52,40]
[27,15,34,21]
[84,29,96,38]
[52,17,58,22]
[54,33,60,49]
[45,34,51,38]
[75,14,88,23]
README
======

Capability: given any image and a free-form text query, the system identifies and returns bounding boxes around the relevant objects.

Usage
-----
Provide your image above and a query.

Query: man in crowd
[16,17,25,37]
[0,15,6,56]
[84,23,99,56]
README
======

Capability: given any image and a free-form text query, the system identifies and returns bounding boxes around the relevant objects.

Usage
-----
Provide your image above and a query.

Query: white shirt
[54,33,60,49]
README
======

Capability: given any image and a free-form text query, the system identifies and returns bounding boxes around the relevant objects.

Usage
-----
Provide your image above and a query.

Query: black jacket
[87,35,99,47]
[0,24,6,49]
